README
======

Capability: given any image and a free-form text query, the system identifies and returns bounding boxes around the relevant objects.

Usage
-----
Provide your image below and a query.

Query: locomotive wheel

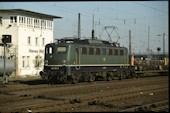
[61,75,67,83]
[41,75,46,80]
[71,74,79,84]
[48,75,57,84]
[88,74,95,82]
[106,75,112,81]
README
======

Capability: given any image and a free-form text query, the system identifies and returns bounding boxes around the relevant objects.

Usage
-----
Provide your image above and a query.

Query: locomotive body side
[40,39,131,83]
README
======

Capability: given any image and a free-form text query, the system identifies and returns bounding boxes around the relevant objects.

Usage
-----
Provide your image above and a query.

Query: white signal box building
[0,9,61,76]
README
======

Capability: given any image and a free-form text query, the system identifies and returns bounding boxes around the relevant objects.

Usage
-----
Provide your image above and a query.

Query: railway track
[120,100,169,112]
[0,76,168,112]
[0,76,167,102]
[0,70,168,93]
[30,85,168,112]
[0,74,167,92]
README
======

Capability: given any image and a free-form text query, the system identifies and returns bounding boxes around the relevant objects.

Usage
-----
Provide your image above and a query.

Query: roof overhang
[0,9,62,19]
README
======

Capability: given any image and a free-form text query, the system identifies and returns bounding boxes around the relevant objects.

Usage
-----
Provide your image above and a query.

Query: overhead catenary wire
[30,2,167,51]
[132,1,168,15]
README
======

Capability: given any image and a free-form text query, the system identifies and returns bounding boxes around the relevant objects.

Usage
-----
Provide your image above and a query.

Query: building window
[27,17,33,27]
[34,18,40,28]
[34,55,42,68]
[22,56,25,68]
[35,37,38,45]
[37,19,40,28]
[47,21,52,30]
[28,36,31,45]
[34,18,37,28]
[27,56,30,68]
[0,16,2,24]
[19,16,23,23]
[10,16,17,23]
[42,38,45,46]
[19,16,26,26]
[41,19,46,29]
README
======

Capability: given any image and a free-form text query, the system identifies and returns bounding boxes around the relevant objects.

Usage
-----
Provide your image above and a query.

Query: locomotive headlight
[44,60,48,66]
[62,60,66,65]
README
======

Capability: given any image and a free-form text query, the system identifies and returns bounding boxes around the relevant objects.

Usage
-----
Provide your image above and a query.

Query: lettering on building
[29,49,44,53]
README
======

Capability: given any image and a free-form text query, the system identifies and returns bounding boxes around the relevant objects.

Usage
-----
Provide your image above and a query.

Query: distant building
[0,9,61,76]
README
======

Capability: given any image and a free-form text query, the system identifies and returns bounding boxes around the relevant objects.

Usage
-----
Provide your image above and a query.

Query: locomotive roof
[54,38,121,47]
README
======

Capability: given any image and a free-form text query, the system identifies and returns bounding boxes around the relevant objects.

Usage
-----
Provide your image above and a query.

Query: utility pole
[163,32,165,57]
[129,30,131,66]
[148,25,150,51]
[3,43,7,83]
[147,25,150,57]
[2,35,12,84]
[92,14,95,39]
[157,32,166,58]
[78,13,81,39]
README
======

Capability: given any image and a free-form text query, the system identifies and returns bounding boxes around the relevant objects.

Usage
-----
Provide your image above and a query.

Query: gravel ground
[0,76,168,112]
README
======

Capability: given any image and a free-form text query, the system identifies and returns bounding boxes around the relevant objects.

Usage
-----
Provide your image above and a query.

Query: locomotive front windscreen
[45,46,53,54]
[44,45,68,65]
[57,47,67,54]
[45,46,67,54]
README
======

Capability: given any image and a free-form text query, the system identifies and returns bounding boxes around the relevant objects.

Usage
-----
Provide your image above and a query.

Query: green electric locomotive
[40,37,131,83]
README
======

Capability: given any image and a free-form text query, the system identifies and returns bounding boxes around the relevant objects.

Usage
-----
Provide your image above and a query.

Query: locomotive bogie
[40,64,132,83]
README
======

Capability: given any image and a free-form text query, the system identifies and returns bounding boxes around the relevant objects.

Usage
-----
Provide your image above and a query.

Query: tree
[33,55,43,69]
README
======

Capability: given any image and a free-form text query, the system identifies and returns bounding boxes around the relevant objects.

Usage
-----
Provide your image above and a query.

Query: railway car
[40,38,133,83]
[0,56,15,77]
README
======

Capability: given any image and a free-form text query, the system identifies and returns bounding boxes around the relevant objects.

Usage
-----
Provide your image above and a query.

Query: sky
[0,1,169,54]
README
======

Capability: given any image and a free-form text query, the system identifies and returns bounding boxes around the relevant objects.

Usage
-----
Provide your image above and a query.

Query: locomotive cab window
[49,47,53,54]
[45,47,53,54]
[57,47,67,54]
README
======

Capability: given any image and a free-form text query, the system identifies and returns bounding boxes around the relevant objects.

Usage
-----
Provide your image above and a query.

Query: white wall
[0,10,54,76]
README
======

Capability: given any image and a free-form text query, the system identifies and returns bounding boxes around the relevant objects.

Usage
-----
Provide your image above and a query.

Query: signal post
[1,35,12,84]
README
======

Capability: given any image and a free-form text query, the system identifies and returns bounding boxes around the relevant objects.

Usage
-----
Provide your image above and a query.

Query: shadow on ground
[11,79,49,85]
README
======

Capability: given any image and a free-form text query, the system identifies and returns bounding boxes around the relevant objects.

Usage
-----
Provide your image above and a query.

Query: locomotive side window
[120,50,124,56]
[114,49,118,56]
[89,48,94,55]
[96,48,100,55]
[57,47,67,53]
[124,49,128,55]
[108,49,113,55]
[82,47,87,54]
[101,48,106,55]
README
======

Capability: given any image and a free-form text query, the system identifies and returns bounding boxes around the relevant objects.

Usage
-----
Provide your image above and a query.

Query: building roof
[0,9,62,19]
